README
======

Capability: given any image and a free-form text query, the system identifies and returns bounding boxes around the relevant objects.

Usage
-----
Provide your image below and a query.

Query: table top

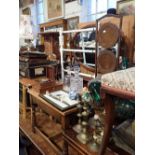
[19,77,44,87]
[28,88,78,117]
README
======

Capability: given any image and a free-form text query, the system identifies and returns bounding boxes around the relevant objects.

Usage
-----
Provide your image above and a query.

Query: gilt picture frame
[22,7,31,15]
[117,0,135,15]
[67,16,79,30]
[46,0,64,21]
[22,0,34,7]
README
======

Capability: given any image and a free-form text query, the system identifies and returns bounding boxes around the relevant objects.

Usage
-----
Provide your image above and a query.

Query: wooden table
[63,128,117,155]
[19,112,58,155]
[99,85,135,155]
[28,88,78,155]
[19,77,39,119]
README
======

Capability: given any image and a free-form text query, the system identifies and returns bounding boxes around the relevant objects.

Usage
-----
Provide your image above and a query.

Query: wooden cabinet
[39,19,67,60]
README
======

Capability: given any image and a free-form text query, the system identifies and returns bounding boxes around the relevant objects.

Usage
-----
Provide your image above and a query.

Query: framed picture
[117,0,135,15]
[65,0,76,3]
[47,0,64,21]
[22,7,31,15]
[40,90,79,111]
[22,0,34,7]
[67,16,79,30]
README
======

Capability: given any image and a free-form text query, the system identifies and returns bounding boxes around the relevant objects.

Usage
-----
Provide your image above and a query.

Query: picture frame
[22,0,34,7]
[46,0,64,21]
[117,0,135,15]
[40,90,79,111]
[22,7,31,15]
[67,16,79,30]
[65,0,76,3]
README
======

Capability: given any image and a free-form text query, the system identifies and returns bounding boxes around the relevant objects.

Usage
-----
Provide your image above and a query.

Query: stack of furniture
[19,51,49,78]
[19,13,135,155]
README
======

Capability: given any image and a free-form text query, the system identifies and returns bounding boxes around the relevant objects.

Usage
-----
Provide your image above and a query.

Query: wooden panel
[100,84,135,100]
[98,15,135,64]
[40,19,66,29]
[121,15,135,64]
[39,19,67,61]
[20,114,57,155]
[78,21,96,29]
[99,16,121,28]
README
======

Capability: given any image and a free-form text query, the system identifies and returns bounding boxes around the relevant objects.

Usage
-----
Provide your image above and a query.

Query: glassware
[63,66,71,92]
[69,65,83,99]
[88,81,101,104]
[122,57,128,69]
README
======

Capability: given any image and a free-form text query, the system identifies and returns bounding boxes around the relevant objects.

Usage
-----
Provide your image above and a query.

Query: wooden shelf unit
[39,19,67,59]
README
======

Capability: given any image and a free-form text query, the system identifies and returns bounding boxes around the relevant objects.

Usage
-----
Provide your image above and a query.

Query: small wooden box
[34,81,63,94]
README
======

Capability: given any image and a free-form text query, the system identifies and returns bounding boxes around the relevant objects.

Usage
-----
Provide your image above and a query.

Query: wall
[43,0,82,21]
[19,0,118,33]
[64,1,82,19]
[19,1,38,38]
[19,0,82,33]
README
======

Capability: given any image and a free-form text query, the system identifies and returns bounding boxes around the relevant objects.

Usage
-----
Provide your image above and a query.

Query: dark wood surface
[19,77,43,87]
[20,112,82,155]
[63,128,118,155]
[99,84,135,155]
[100,84,135,100]
[20,114,58,155]
[40,19,67,30]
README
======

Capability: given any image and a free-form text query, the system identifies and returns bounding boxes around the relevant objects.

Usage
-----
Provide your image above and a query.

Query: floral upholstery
[101,67,135,92]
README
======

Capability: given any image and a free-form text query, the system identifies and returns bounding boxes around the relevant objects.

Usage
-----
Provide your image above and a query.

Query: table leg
[61,116,69,155]
[62,140,68,155]
[22,86,27,119]
[99,94,115,155]
[30,95,36,133]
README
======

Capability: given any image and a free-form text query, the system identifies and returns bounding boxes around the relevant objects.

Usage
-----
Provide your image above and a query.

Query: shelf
[39,31,59,35]
[63,48,95,53]
[63,128,117,155]
[59,28,97,82]
[19,113,59,155]
[62,27,96,34]
[63,69,95,79]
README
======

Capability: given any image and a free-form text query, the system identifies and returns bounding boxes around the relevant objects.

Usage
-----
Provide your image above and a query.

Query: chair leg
[99,95,115,155]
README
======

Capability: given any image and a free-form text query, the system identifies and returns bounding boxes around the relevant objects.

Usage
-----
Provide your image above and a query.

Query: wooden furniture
[19,113,57,155]
[33,80,63,94]
[28,88,78,155]
[96,14,123,76]
[121,15,135,65]
[63,128,118,155]
[19,76,61,118]
[39,19,67,59]
[39,19,67,79]
[19,77,39,119]
[99,84,135,155]
[59,27,96,82]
